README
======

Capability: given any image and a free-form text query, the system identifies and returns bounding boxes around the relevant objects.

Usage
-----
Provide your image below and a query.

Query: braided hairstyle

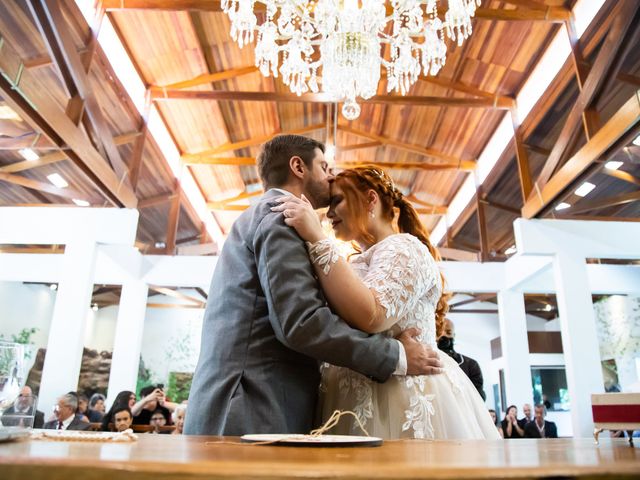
[334,165,450,337]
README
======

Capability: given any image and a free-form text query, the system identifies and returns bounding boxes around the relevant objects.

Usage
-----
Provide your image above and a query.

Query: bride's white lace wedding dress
[318,233,501,440]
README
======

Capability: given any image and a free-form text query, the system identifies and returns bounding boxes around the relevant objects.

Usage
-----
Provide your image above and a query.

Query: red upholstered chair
[591,393,640,445]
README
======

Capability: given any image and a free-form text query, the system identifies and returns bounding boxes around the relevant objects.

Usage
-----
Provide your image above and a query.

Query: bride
[273,166,500,440]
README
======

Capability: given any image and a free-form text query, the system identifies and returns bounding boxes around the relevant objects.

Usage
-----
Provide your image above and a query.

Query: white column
[497,289,534,412]
[39,238,97,415]
[553,252,604,438]
[106,279,148,408]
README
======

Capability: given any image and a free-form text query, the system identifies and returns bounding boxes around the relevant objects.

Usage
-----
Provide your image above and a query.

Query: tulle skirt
[319,350,502,440]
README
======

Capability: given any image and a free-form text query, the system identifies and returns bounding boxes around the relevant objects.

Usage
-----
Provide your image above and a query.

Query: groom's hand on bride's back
[397,327,443,375]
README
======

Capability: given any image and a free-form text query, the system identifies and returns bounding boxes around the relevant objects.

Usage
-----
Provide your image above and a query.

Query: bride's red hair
[333,166,450,337]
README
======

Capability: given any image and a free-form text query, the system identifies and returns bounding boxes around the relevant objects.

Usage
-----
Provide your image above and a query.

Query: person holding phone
[132,385,172,425]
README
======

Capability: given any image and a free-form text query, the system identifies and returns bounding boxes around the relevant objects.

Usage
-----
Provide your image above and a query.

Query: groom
[185,135,442,436]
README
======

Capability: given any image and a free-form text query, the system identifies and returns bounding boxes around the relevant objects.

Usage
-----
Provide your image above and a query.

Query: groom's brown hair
[258,135,324,188]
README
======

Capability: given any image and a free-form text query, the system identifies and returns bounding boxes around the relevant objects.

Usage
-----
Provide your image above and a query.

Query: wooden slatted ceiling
[0,0,202,246]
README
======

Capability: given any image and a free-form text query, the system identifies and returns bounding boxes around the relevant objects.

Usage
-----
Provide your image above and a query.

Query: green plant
[166,371,192,403]
[0,328,38,360]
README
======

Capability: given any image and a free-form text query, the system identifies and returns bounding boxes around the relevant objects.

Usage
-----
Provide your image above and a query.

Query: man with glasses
[1,386,44,428]
[43,393,90,431]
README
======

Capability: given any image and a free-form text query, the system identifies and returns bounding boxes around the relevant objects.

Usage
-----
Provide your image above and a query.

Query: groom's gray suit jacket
[184,189,399,436]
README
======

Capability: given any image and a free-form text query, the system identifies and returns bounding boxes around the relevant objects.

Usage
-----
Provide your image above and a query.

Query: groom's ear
[289,156,305,180]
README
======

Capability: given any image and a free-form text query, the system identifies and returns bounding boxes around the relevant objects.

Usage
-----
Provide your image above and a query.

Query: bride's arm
[271,195,386,332]
[306,239,386,333]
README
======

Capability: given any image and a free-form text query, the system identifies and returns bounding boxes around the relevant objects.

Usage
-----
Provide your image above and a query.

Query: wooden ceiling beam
[336,161,473,172]
[29,0,133,193]
[165,181,181,254]
[522,92,640,219]
[602,168,640,187]
[337,125,474,167]
[338,141,382,153]
[479,198,520,216]
[531,3,639,195]
[182,124,324,159]
[150,65,258,91]
[138,192,177,209]
[510,109,533,203]
[101,0,570,22]
[418,76,512,104]
[450,293,496,308]
[0,70,137,207]
[151,89,515,109]
[149,286,205,307]
[0,171,86,201]
[438,247,480,262]
[565,190,640,215]
[0,131,140,174]
[207,190,263,210]
[0,134,57,150]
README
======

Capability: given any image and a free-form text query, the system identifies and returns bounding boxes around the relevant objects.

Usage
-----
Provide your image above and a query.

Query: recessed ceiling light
[49,284,58,291]
[544,304,553,312]
[574,181,595,197]
[555,202,571,211]
[155,241,166,249]
[505,245,517,255]
[18,148,39,161]
[72,199,90,207]
[91,304,99,312]
[605,161,623,170]
[46,173,69,188]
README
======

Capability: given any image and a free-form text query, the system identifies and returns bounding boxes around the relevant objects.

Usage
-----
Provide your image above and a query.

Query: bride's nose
[326,207,335,219]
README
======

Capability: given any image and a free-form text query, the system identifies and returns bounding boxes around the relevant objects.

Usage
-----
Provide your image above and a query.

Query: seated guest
[76,393,90,423]
[518,403,533,429]
[171,405,186,435]
[524,404,558,438]
[86,393,106,422]
[149,409,169,434]
[1,386,44,428]
[501,405,525,439]
[133,385,172,426]
[43,393,90,431]
[488,409,503,438]
[100,390,136,431]
[112,407,133,433]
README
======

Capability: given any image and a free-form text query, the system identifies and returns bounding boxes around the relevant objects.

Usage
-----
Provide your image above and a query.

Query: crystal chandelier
[221,0,479,119]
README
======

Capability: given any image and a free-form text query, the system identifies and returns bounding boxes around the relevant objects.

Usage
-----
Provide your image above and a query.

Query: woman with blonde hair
[273,166,499,440]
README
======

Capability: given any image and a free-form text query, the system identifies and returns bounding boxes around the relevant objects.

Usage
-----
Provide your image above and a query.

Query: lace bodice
[350,233,441,347]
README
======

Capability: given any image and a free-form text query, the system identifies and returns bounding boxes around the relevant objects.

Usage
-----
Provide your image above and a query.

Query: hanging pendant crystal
[221,0,480,119]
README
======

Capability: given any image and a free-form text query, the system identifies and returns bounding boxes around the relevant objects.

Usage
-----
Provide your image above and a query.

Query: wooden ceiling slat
[602,168,640,187]
[566,190,640,215]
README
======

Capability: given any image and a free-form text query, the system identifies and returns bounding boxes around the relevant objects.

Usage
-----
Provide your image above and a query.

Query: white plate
[240,433,383,447]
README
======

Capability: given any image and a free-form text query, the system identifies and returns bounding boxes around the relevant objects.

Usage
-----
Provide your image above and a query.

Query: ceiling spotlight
[154,242,166,249]
[47,173,69,188]
[91,304,99,312]
[604,161,623,170]
[72,199,90,207]
[505,245,517,255]
[574,182,596,197]
[544,304,553,312]
[49,284,58,291]
[18,148,39,162]
[555,202,571,211]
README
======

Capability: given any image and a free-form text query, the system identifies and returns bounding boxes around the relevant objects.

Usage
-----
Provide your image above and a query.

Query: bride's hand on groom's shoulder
[271,195,325,243]
[397,327,444,376]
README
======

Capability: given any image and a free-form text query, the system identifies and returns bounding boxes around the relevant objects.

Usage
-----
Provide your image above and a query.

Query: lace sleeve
[363,234,439,331]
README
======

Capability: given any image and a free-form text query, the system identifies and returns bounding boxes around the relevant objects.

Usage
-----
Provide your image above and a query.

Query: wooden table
[1,434,640,479]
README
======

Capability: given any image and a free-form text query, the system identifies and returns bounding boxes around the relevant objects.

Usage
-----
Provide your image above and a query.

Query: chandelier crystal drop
[221,0,480,119]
